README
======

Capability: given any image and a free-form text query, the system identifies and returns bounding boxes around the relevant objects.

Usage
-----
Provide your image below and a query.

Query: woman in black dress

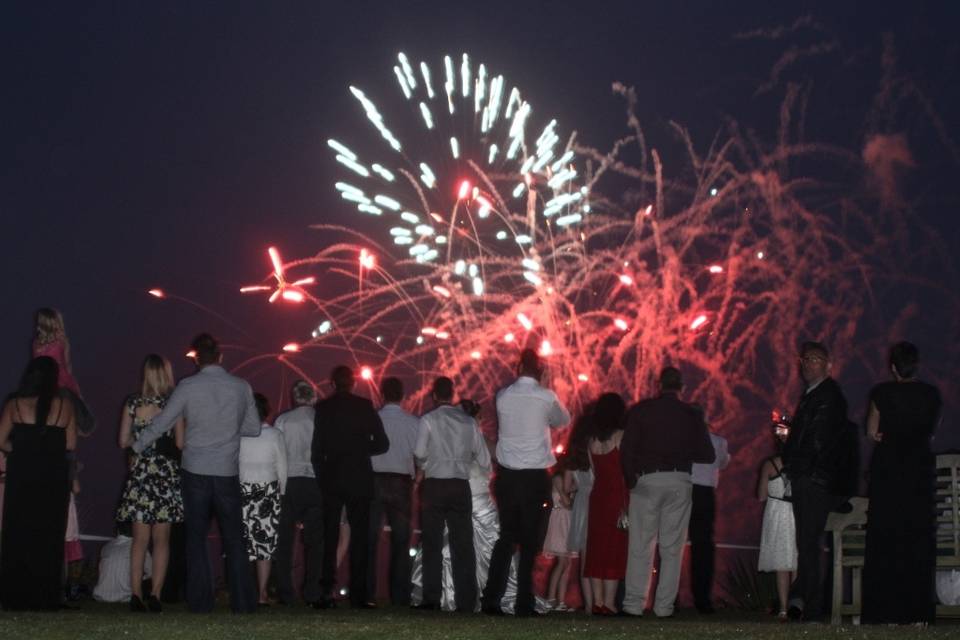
[0,356,77,610]
[862,342,942,625]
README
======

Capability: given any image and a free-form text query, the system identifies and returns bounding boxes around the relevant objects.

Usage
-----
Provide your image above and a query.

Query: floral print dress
[115,395,184,524]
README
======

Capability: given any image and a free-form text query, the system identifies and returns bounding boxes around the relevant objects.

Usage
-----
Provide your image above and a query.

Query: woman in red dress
[582,393,628,615]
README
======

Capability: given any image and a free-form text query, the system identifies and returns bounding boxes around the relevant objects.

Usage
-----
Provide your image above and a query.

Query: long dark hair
[16,356,60,426]
[562,408,595,472]
[592,392,626,442]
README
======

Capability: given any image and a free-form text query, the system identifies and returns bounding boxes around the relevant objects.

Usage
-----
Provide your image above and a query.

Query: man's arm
[715,437,731,470]
[367,400,389,456]
[620,409,638,488]
[690,417,717,465]
[547,394,571,428]
[472,421,491,471]
[132,384,188,453]
[413,415,430,466]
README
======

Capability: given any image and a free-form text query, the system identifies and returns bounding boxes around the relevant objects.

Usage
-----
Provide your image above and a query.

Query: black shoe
[787,606,803,621]
[146,595,163,613]
[129,595,147,613]
[514,608,542,617]
[414,602,440,611]
[481,604,505,616]
[696,604,715,614]
[618,609,643,618]
[355,601,377,609]
[313,597,337,610]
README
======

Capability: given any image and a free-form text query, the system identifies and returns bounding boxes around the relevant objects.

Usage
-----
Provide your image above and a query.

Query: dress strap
[13,399,23,423]
[770,456,783,476]
[51,396,65,426]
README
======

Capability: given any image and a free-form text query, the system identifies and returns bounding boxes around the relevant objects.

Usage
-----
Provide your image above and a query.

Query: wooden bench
[827,454,960,624]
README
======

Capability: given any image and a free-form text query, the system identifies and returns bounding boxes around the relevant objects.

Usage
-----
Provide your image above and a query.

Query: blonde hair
[35,307,67,345]
[141,354,174,398]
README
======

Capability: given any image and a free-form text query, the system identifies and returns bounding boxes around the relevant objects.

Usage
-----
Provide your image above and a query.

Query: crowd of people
[0,308,945,626]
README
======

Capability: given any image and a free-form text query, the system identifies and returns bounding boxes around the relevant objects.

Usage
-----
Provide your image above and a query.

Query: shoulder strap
[13,399,22,423]
[52,396,65,426]
[770,457,782,475]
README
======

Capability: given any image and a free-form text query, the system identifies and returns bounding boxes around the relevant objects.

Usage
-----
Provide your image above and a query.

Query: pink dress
[32,338,80,395]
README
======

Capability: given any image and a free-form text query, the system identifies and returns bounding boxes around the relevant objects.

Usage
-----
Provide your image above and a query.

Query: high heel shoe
[129,595,147,613]
[146,595,163,613]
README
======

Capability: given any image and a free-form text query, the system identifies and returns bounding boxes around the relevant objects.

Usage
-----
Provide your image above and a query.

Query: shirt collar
[200,364,225,374]
[805,376,827,394]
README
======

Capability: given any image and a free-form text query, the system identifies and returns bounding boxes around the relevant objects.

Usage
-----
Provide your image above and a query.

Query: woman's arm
[562,468,577,495]
[118,404,133,448]
[63,399,77,452]
[174,418,186,450]
[866,401,881,442]
[0,402,14,453]
[756,459,771,501]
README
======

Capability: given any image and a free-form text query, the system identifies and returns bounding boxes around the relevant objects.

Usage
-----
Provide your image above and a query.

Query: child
[542,468,576,611]
[757,426,797,622]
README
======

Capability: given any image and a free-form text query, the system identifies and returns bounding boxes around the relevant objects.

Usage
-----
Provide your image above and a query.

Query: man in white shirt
[482,349,570,616]
[688,407,731,614]
[414,377,491,612]
[133,333,260,613]
[368,377,419,606]
[273,381,324,606]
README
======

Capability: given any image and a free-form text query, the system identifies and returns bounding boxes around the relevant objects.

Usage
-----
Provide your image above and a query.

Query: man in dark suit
[312,365,389,609]
[782,341,858,623]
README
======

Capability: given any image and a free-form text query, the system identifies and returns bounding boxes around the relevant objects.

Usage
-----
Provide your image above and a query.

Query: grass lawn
[0,603,956,640]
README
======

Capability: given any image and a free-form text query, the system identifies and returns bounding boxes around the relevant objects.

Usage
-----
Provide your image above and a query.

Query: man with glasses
[782,342,857,623]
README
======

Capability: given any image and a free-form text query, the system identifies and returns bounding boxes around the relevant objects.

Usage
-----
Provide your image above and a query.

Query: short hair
[331,365,354,391]
[592,392,626,441]
[889,341,919,378]
[432,376,454,402]
[659,366,683,392]
[800,341,829,360]
[381,377,404,403]
[518,349,541,376]
[191,333,220,366]
[291,380,316,406]
[254,392,271,422]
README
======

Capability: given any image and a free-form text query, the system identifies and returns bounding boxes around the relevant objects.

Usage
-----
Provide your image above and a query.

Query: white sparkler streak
[409,244,429,256]
[487,75,504,127]
[515,234,532,244]
[398,52,417,89]
[461,54,470,98]
[420,61,435,98]
[488,144,498,164]
[400,211,420,224]
[327,139,357,160]
[523,271,543,286]
[444,55,455,114]
[435,236,446,244]
[414,224,435,236]
[555,213,582,226]
[496,230,508,240]
[477,63,487,109]
[357,204,383,215]
[550,150,575,172]
[419,102,434,129]
[340,191,371,205]
[532,148,554,172]
[349,86,402,151]
[389,227,411,236]
[519,156,535,174]
[505,87,520,119]
[454,260,466,275]
[468,263,479,277]
[393,236,413,245]
[509,102,531,139]
[481,107,490,133]
[335,181,363,195]
[506,136,522,160]
[478,202,491,218]
[336,154,370,177]
[393,66,412,99]
[371,164,395,181]
[450,137,460,159]
[521,258,540,271]
[547,168,577,189]
[374,195,401,210]
[472,276,484,296]
[419,249,439,263]
[517,313,533,330]
[419,162,436,188]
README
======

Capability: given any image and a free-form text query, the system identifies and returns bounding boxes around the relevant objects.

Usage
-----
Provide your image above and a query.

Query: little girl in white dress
[757,454,797,621]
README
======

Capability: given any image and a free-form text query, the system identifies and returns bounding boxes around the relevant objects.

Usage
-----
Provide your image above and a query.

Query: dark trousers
[421,477,476,611]
[181,470,256,613]
[689,484,716,608]
[367,473,413,605]
[322,489,371,605]
[790,476,842,619]
[482,467,551,614]
[275,476,324,604]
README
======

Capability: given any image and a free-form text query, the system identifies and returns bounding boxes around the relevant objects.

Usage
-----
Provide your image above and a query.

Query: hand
[872,432,883,443]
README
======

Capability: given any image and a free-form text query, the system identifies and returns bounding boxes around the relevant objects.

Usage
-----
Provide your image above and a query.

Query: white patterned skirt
[240,481,281,561]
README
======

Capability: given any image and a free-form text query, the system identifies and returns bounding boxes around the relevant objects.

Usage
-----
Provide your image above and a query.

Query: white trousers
[622,472,692,617]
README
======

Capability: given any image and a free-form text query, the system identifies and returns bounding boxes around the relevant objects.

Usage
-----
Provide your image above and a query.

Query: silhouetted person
[312,365,388,609]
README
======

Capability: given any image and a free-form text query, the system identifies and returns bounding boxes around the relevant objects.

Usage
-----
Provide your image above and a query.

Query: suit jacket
[311,391,389,498]
[621,392,716,489]
[783,377,858,495]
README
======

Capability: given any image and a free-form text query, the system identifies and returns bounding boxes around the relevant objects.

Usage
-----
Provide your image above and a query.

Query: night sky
[3,1,958,538]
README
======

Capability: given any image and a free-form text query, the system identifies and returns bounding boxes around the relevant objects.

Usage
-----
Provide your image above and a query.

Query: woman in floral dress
[116,355,184,612]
